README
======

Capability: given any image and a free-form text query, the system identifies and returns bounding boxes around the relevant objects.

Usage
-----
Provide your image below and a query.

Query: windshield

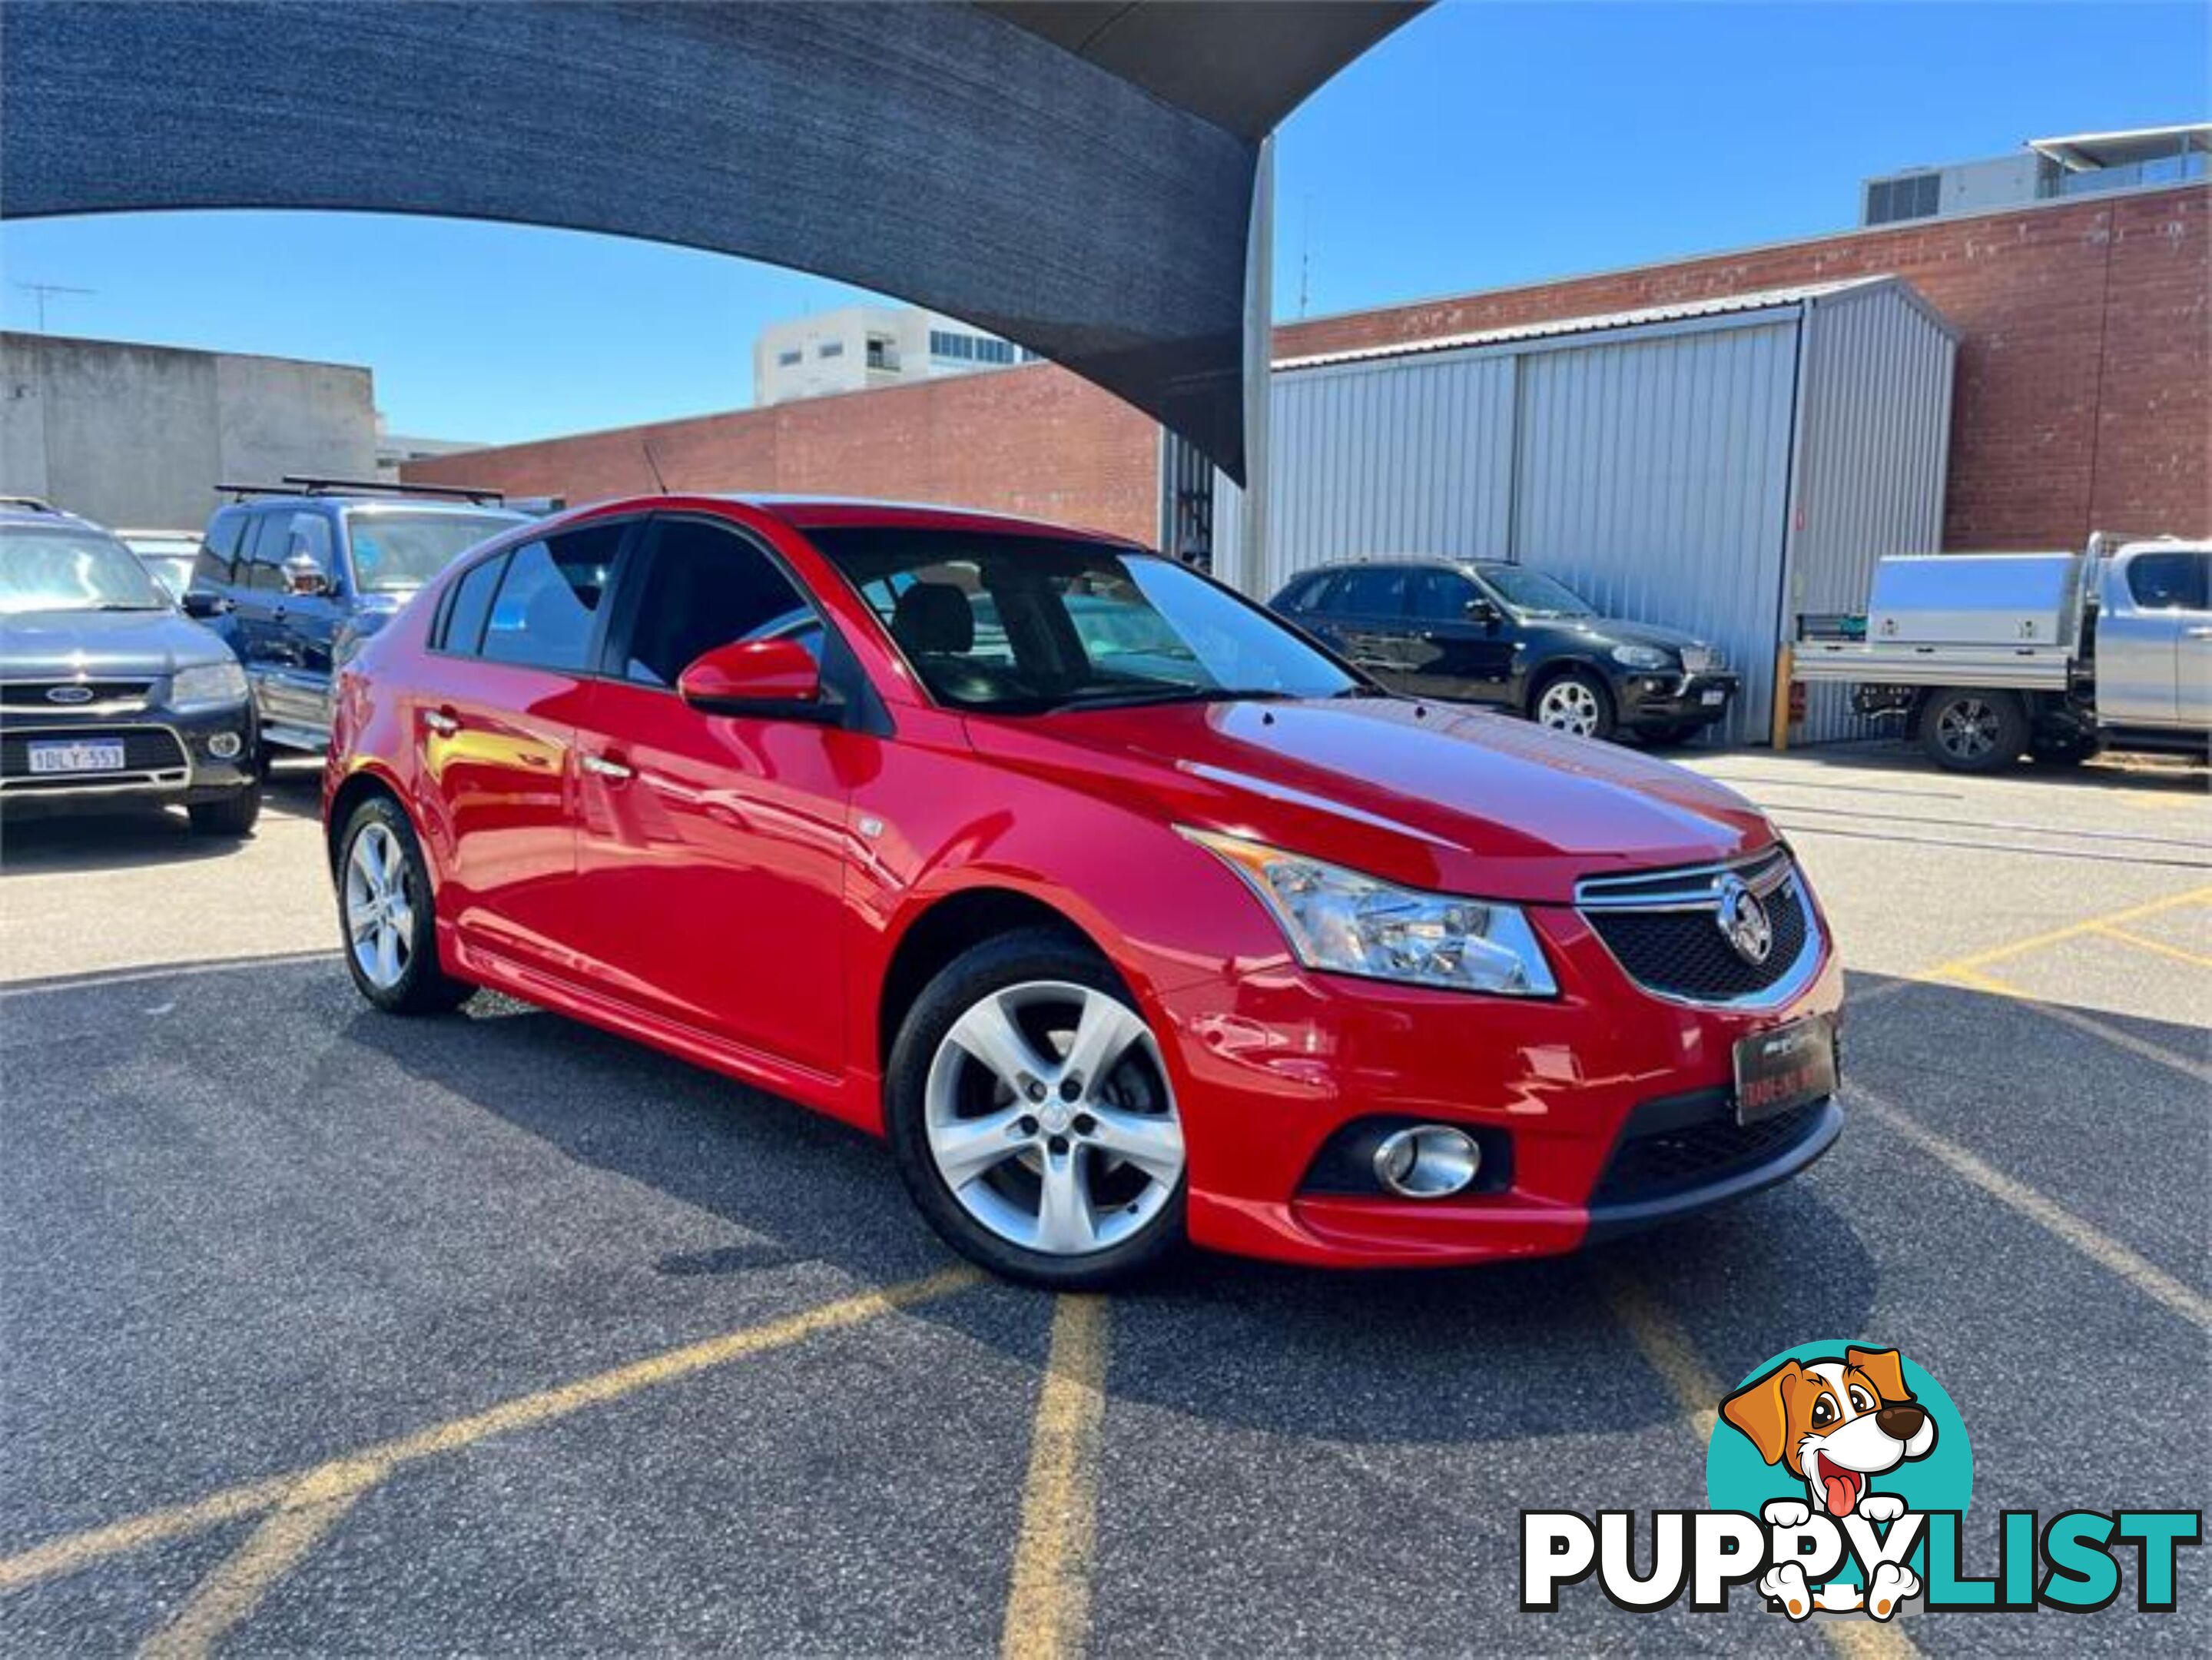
[346,510,522,593]
[0,526,171,614]
[1479,566,1596,618]
[138,553,197,601]
[811,528,1359,713]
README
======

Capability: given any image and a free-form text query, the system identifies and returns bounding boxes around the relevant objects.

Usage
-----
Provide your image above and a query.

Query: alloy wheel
[344,822,415,989]
[1537,679,1602,736]
[922,980,1184,1257]
[1935,698,1998,762]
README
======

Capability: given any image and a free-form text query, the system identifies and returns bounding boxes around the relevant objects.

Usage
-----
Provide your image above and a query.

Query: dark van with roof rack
[186,476,527,756]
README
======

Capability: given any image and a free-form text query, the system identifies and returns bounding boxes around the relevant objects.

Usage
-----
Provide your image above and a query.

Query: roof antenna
[640,437,670,492]
[1298,194,1312,320]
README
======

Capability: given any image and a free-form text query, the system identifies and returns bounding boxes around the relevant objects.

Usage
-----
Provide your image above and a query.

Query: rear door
[1316,566,1414,686]
[567,513,853,1074]
[410,520,633,981]
[227,510,289,716]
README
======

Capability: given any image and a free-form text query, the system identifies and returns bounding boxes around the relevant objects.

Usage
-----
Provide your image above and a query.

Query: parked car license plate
[1733,1014,1837,1125]
[27,739,127,775]
[1700,688,1727,706]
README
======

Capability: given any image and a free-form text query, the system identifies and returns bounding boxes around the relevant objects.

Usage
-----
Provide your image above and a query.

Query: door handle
[423,709,459,735]
[2185,626,2212,639]
[581,753,635,782]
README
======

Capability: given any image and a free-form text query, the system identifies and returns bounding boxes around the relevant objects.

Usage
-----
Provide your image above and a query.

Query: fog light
[207,732,243,760]
[1372,1125,1481,1199]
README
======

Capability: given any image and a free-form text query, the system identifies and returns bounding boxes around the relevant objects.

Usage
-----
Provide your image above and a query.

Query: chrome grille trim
[0,678,154,716]
[1574,848,1825,1011]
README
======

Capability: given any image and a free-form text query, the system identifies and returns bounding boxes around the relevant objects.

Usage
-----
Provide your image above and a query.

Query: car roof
[224,493,525,518]
[556,493,1142,549]
[0,504,113,536]
[1296,553,1500,575]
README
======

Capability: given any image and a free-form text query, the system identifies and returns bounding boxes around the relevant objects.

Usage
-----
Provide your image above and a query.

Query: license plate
[27,740,126,775]
[1700,689,1728,706]
[1733,1015,1838,1126]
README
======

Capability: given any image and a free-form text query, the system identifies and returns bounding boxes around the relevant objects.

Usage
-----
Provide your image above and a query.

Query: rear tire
[1917,689,2028,773]
[1530,668,1617,742]
[885,928,1186,1289]
[337,795,473,1014]
[187,782,262,837]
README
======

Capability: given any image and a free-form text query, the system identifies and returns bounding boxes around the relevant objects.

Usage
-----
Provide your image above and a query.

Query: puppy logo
[1712,1343,1962,1622]
[1723,1347,1936,1522]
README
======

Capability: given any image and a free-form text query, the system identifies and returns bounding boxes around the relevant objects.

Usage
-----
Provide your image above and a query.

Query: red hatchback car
[324,496,1843,1286]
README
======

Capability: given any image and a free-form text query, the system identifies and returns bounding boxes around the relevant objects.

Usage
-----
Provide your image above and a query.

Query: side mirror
[678,638,832,720]
[1467,596,1502,625]
[282,553,333,598]
[181,590,234,620]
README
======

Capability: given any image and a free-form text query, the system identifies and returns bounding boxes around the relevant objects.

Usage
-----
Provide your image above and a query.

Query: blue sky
[3,2,2204,446]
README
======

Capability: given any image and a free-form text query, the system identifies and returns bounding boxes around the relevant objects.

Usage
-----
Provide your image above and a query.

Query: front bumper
[0,702,259,813]
[1149,896,1842,1268]
[1617,672,1740,730]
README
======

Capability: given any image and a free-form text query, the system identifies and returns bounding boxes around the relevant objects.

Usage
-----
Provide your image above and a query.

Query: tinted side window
[1409,569,1477,622]
[1335,566,1408,616]
[2126,551,2210,612]
[244,513,287,593]
[482,524,625,672]
[623,520,819,688]
[197,510,248,586]
[439,554,508,656]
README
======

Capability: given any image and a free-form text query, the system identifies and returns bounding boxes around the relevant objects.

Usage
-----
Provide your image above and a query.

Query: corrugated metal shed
[1217,275,1957,744]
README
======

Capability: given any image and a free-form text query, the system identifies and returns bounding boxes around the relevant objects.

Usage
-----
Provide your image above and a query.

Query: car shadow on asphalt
[339,984,1888,1446]
[0,762,323,875]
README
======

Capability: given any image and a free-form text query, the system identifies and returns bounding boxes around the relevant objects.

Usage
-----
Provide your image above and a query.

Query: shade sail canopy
[0,0,1423,484]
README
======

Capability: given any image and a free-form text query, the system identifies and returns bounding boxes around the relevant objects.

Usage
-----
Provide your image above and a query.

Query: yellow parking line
[1854,1086,2210,1331]
[2097,925,2212,971]
[1912,885,2212,984]
[0,1267,982,1596]
[1000,1296,1112,1660]
[1603,1270,1920,1659]
[138,1470,379,1660]
[1937,964,2212,1084]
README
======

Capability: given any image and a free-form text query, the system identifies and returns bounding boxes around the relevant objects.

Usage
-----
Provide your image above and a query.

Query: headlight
[169,659,249,711]
[1182,831,1557,996]
[1611,645,1674,671]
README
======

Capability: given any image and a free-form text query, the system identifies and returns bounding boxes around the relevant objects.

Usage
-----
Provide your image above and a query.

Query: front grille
[1577,848,1819,1008]
[0,679,153,712]
[1591,1093,1828,1207]
[0,725,187,782]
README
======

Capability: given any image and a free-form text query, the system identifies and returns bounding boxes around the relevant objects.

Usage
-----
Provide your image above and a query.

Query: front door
[1403,567,1517,702]
[2099,548,2210,729]
[569,514,853,1076]
[256,509,345,746]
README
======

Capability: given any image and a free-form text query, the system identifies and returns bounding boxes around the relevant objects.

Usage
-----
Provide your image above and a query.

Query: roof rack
[217,475,506,506]
[0,494,59,513]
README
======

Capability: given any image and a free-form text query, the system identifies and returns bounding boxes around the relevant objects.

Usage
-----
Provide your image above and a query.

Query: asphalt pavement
[0,742,2205,1656]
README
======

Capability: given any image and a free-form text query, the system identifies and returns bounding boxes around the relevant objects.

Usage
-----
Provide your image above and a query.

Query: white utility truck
[1794,534,2210,772]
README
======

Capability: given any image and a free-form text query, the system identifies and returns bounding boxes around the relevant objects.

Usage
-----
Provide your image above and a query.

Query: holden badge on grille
[1713,874,1773,965]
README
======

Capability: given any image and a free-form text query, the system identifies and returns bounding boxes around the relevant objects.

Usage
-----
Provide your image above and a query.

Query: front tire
[1531,669,1617,742]
[1918,689,2028,773]
[337,795,473,1014]
[187,782,262,837]
[886,929,1186,1288]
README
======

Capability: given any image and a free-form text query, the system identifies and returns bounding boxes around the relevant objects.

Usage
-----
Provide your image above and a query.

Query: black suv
[186,478,526,755]
[1269,556,1739,742]
[0,503,261,833]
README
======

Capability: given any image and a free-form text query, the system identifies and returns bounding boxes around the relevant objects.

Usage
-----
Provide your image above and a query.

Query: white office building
[751,305,1036,407]
[1860,122,2207,227]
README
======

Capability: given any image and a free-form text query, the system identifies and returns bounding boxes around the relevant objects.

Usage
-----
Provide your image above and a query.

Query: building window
[867,334,898,370]
[776,349,802,367]
[817,340,844,359]
[1865,172,1940,226]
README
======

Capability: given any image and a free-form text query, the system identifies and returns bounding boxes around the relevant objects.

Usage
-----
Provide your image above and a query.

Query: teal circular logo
[1707,1341,1972,1588]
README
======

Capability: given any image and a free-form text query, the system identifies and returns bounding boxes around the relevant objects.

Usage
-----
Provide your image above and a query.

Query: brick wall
[406,356,1162,543]
[410,184,2209,552]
